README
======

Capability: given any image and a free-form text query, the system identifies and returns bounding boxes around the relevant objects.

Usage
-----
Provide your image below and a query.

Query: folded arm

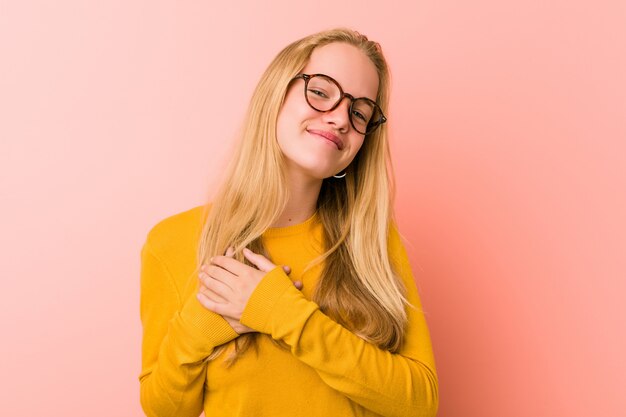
[139,244,239,417]
[239,226,439,417]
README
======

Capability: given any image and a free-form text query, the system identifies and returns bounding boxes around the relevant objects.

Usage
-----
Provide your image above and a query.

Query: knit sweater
[139,205,438,417]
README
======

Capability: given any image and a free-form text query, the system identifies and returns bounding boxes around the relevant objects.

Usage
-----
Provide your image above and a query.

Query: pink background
[1,1,624,416]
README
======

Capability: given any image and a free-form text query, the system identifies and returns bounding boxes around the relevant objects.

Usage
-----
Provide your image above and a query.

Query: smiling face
[276,42,380,180]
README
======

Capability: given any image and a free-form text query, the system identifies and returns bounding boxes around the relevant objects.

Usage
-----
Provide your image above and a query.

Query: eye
[308,88,329,98]
[352,109,367,122]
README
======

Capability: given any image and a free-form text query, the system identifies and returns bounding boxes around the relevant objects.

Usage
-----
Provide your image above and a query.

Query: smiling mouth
[307,130,343,150]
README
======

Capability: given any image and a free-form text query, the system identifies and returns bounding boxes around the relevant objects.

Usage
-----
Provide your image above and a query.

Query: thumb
[243,247,276,273]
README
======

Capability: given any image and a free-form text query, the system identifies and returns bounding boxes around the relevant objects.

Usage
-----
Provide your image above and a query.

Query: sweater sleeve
[239,224,439,417]
[139,242,239,417]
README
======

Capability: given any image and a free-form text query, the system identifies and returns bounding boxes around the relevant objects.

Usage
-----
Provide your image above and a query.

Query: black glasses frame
[292,73,387,135]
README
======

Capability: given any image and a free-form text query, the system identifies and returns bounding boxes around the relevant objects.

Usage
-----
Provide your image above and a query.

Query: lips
[307,129,344,150]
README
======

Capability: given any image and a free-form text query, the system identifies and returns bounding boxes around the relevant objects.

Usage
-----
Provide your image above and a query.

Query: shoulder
[387,220,406,257]
[143,204,209,258]
[387,219,416,279]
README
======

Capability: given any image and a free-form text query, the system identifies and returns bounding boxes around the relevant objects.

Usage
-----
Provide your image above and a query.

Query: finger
[196,292,234,317]
[282,265,291,274]
[201,264,237,289]
[199,271,234,299]
[199,282,228,303]
[225,246,235,257]
[242,247,276,272]
[293,280,303,291]
[210,254,261,276]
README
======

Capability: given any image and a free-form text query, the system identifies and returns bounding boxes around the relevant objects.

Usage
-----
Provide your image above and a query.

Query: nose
[321,96,351,132]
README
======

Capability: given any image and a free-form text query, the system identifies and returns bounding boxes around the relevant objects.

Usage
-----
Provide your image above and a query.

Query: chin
[292,162,336,180]
[306,167,336,180]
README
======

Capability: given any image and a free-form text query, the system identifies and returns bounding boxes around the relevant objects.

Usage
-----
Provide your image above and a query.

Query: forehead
[301,42,380,101]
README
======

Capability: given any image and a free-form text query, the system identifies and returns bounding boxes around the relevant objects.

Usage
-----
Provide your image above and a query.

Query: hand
[197,247,302,334]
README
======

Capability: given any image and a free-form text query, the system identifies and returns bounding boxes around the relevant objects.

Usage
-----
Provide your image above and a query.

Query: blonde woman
[139,28,438,417]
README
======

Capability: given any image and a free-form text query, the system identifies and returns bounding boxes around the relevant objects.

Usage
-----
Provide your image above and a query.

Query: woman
[139,28,438,417]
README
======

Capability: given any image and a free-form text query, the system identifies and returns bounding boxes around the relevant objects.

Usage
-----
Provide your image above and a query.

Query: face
[276,42,380,181]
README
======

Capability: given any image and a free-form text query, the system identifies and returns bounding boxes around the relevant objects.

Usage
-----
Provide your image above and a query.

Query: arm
[239,225,439,417]
[139,243,239,417]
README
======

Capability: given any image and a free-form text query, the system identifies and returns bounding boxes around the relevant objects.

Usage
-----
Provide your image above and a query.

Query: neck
[271,168,322,228]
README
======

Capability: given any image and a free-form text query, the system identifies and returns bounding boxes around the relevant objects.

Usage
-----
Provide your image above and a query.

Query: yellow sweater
[139,205,438,417]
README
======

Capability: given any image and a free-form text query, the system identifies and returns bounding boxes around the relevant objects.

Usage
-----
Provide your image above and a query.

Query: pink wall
[1,1,624,416]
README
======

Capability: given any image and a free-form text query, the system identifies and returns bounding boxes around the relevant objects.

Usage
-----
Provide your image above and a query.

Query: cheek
[276,108,296,145]
[348,135,366,156]
[277,95,314,136]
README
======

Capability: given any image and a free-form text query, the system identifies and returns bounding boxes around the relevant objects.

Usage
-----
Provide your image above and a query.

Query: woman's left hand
[197,247,278,322]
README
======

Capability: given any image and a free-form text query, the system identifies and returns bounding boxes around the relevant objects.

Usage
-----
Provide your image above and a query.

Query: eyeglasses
[291,73,387,135]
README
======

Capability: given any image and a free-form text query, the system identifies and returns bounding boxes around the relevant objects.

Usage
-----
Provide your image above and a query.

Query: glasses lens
[351,98,380,134]
[305,75,341,111]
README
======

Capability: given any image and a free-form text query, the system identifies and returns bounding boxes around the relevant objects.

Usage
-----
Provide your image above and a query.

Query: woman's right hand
[197,247,302,335]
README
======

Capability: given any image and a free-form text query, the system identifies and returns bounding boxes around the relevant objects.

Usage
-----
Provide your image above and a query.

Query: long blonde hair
[196,27,410,365]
